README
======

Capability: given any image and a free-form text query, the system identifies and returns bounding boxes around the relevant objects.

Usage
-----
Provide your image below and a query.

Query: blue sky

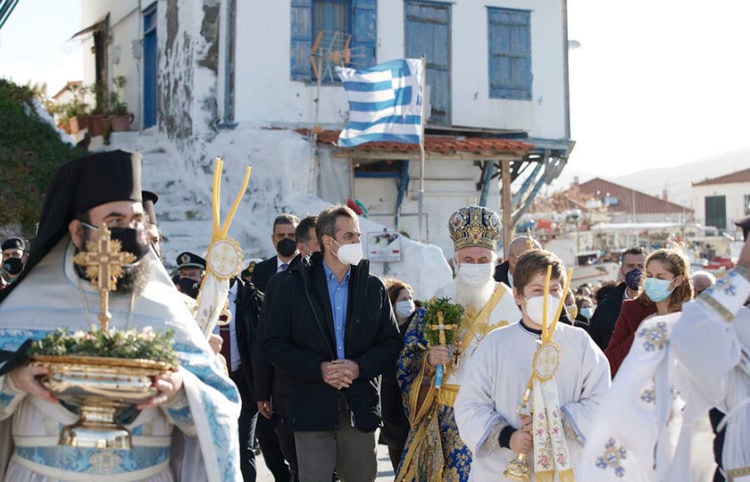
[1,0,749,181]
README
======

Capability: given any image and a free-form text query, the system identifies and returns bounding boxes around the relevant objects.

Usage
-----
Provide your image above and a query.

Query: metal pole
[418,56,427,242]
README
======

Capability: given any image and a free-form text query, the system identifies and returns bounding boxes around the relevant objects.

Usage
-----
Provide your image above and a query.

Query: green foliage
[29,326,179,366]
[0,78,86,234]
[423,297,465,346]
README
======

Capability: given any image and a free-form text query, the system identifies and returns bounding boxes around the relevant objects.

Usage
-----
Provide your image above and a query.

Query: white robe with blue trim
[0,238,241,481]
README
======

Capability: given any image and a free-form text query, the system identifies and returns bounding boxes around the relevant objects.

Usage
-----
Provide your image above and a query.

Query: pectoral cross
[73,223,136,331]
[426,312,459,369]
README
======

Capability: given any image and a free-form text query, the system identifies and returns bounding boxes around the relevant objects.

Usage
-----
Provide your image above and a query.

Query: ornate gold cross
[73,223,136,330]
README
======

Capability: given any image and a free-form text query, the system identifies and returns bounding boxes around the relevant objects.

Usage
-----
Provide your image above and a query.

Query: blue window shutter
[291,0,312,80]
[488,7,531,100]
[351,0,376,69]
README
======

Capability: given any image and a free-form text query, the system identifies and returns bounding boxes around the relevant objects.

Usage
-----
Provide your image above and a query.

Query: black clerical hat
[142,190,159,226]
[735,214,750,241]
[0,150,143,302]
[1,238,25,252]
[177,252,206,270]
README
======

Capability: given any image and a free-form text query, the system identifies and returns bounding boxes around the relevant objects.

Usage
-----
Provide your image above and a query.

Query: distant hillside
[0,79,84,236]
[550,149,750,209]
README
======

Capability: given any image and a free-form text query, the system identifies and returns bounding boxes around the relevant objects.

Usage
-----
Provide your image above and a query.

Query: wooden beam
[501,159,512,260]
[331,150,524,162]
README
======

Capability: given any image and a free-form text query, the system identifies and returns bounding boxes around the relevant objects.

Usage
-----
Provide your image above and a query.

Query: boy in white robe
[455,249,610,481]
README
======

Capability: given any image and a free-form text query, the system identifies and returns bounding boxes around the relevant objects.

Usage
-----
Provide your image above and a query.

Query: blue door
[143,4,157,128]
[405,1,450,125]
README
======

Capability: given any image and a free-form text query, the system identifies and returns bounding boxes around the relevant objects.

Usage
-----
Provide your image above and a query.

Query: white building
[692,167,750,236]
[76,0,574,258]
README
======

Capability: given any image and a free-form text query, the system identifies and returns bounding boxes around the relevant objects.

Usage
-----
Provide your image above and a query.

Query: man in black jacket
[493,235,541,287]
[588,246,647,350]
[260,204,401,482]
[251,213,300,292]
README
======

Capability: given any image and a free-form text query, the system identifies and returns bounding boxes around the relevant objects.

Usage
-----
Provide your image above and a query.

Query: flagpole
[418,56,427,242]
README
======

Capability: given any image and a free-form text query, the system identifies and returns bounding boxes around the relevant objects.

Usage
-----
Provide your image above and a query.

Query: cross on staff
[426,311,460,367]
[73,223,136,331]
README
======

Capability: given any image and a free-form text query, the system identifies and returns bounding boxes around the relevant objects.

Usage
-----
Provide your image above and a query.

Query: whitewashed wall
[692,182,750,232]
[234,0,568,139]
[80,0,143,128]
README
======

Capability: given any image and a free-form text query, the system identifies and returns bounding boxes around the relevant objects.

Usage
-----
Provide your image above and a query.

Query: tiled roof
[577,178,692,215]
[308,129,532,155]
[692,167,750,186]
[51,81,83,100]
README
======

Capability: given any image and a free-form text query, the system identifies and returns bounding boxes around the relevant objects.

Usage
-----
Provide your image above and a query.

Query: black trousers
[230,368,259,482]
[256,412,292,481]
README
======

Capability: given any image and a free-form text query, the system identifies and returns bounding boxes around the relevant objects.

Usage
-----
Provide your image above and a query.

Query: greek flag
[336,58,424,147]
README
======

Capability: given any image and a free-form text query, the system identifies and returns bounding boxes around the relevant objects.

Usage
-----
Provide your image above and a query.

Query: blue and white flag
[336,58,424,147]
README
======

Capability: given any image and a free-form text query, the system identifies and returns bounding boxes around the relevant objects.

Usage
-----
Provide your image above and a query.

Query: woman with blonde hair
[605,248,693,376]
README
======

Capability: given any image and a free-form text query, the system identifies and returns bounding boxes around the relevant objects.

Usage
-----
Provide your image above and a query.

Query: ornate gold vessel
[31,355,173,449]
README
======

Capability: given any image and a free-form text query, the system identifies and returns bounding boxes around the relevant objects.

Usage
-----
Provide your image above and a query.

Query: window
[487,7,531,100]
[290,0,376,82]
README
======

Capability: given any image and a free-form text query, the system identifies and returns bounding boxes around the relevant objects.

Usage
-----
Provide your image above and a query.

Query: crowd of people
[0,149,749,482]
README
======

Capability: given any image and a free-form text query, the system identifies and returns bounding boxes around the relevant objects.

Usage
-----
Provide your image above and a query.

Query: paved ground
[256,436,396,481]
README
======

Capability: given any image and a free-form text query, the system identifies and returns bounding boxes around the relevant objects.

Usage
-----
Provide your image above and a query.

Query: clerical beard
[454,277,496,313]
[74,243,151,297]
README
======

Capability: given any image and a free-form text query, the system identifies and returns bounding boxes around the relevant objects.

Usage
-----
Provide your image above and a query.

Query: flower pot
[109,113,134,132]
[88,114,109,137]
[69,116,90,134]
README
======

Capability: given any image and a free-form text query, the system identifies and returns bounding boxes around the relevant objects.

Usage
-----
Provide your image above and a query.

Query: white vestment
[454,321,611,481]
[578,267,750,482]
[0,238,242,481]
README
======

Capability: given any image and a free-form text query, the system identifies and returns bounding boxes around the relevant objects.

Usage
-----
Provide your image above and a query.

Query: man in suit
[493,235,541,287]
[251,214,300,292]
[250,213,298,481]
[588,246,647,350]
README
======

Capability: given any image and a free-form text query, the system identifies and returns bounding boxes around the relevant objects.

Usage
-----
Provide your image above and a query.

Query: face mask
[624,268,642,291]
[580,306,594,319]
[644,277,674,303]
[2,257,23,276]
[333,240,363,266]
[277,238,297,258]
[524,294,563,328]
[456,263,493,287]
[177,277,200,298]
[566,304,578,320]
[395,300,415,319]
[83,222,150,263]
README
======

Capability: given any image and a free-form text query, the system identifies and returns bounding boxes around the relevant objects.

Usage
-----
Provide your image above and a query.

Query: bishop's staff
[504,264,573,482]
[194,158,251,338]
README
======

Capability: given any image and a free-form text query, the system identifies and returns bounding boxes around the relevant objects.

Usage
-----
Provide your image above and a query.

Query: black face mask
[277,238,297,258]
[83,222,150,263]
[178,277,200,299]
[3,257,23,276]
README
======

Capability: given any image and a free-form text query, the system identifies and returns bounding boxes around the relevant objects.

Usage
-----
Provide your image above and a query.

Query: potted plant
[108,76,133,132]
[87,82,110,137]
[66,83,90,133]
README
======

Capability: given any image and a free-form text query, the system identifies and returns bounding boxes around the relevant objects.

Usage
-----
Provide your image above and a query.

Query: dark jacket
[494,260,511,286]
[251,255,278,293]
[588,282,628,350]
[259,252,402,432]
[234,279,264,393]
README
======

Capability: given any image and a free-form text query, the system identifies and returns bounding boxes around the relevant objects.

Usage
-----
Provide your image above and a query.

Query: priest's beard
[74,240,151,297]
[454,277,496,313]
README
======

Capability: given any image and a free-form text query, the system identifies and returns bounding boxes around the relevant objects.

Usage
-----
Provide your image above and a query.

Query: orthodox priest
[0,150,241,481]
[396,205,521,481]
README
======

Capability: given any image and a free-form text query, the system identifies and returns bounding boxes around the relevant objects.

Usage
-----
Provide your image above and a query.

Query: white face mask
[395,300,415,319]
[524,294,563,328]
[333,240,363,266]
[456,263,493,287]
